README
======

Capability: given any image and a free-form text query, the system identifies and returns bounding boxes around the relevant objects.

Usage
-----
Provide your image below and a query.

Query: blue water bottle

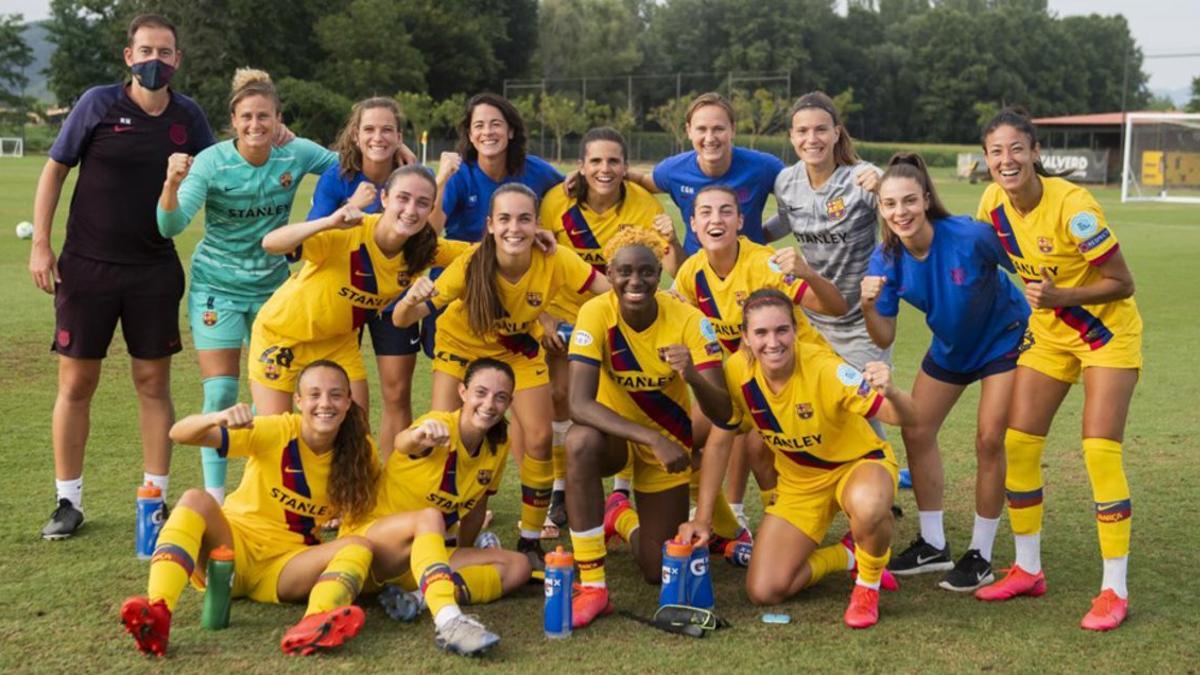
[724,540,753,568]
[686,545,715,609]
[135,483,165,560]
[544,546,574,638]
[659,538,692,607]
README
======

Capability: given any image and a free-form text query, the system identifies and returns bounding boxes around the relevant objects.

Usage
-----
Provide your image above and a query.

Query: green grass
[1,154,1198,672]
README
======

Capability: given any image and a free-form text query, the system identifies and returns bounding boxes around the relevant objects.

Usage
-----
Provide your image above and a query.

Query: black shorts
[52,252,184,360]
[364,307,422,357]
[920,348,1019,386]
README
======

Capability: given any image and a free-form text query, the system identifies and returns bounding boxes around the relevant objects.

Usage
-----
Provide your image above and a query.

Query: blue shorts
[364,306,422,357]
[920,349,1019,386]
[188,291,265,351]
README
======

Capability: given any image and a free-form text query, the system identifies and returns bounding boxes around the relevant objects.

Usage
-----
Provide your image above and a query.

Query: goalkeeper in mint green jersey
[156,68,336,504]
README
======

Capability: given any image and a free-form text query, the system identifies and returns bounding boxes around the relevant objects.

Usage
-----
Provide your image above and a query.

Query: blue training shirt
[868,215,1030,374]
[308,164,383,218]
[440,155,563,243]
[652,146,785,255]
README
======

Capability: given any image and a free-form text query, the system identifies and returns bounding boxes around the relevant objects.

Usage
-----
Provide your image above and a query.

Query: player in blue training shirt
[156,68,336,504]
[306,97,420,459]
[30,14,215,540]
[860,154,1029,592]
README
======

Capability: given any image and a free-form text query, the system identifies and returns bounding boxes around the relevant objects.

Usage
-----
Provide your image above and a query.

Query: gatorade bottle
[135,483,164,560]
[544,546,574,638]
[686,544,715,609]
[659,538,692,607]
[724,540,753,568]
[201,545,235,630]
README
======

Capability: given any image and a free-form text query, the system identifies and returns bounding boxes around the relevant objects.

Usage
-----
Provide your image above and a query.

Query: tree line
[3,0,1193,147]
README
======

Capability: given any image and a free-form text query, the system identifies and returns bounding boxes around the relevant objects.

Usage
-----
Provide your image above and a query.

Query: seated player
[394,183,610,567]
[681,289,917,629]
[251,165,468,415]
[120,361,380,656]
[673,184,847,528]
[564,228,732,627]
[338,358,530,656]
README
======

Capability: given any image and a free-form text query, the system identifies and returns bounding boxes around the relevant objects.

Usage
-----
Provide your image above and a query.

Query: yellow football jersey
[568,291,723,449]
[430,245,597,358]
[539,182,664,321]
[719,340,890,492]
[219,413,369,548]
[976,177,1141,349]
[366,410,508,544]
[255,215,469,343]
[673,238,830,355]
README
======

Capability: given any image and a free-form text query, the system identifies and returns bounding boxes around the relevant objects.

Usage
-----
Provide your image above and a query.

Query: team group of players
[29,14,1142,659]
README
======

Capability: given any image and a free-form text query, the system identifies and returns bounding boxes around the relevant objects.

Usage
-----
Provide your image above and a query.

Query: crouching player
[681,289,917,628]
[339,358,530,656]
[121,361,380,656]
[564,228,732,627]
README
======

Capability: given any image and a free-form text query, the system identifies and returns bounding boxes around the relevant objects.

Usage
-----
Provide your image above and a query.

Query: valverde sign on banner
[958,149,1111,183]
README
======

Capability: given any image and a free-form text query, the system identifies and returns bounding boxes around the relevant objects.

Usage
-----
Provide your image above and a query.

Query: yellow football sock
[615,507,640,543]
[412,532,458,619]
[854,545,890,588]
[804,543,849,589]
[519,455,554,536]
[552,442,567,485]
[570,526,607,587]
[148,506,205,612]
[1004,429,1046,536]
[453,565,503,605]
[760,488,777,509]
[1083,437,1132,558]
[305,542,371,616]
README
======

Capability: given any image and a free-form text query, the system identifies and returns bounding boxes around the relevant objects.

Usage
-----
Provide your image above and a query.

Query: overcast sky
[3,0,1197,93]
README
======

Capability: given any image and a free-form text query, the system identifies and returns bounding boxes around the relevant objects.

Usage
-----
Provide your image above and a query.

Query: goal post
[1121,112,1200,204]
[0,137,23,158]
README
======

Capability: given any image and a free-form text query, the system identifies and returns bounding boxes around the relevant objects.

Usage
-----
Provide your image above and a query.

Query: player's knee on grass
[746,574,789,606]
[413,507,447,535]
[495,549,533,591]
[565,425,608,478]
[175,488,221,517]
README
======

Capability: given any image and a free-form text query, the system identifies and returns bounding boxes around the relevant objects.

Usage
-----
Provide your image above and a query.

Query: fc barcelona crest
[1037,236,1053,253]
[202,310,218,327]
[397,271,411,287]
[279,171,294,188]
[526,292,543,307]
[477,469,493,486]
[796,402,813,419]
[734,290,747,306]
[826,196,847,222]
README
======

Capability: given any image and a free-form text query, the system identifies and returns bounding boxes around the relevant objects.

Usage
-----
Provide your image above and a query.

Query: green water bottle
[201,545,235,630]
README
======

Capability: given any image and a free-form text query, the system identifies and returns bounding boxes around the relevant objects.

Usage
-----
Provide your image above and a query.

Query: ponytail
[571,127,629,203]
[382,165,440,273]
[788,91,860,167]
[464,183,538,335]
[879,152,951,256]
[462,358,515,454]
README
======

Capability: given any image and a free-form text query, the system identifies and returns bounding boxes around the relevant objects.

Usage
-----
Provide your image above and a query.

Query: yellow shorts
[624,439,691,494]
[1018,325,1142,384]
[432,334,548,391]
[190,522,307,604]
[248,326,367,392]
[766,452,898,544]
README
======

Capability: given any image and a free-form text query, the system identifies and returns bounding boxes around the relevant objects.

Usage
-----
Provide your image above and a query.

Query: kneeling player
[339,358,529,656]
[565,228,732,627]
[121,361,379,656]
[681,290,917,629]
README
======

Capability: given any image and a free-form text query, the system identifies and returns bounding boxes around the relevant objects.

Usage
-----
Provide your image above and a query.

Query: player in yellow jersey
[563,227,732,627]
[250,165,468,418]
[674,185,847,529]
[394,183,611,568]
[972,108,1141,632]
[538,127,681,532]
[680,289,917,629]
[120,361,380,656]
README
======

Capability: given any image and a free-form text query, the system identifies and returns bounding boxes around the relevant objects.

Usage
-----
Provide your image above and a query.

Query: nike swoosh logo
[284,468,304,474]
[223,186,236,192]
[916,553,943,565]
[1095,501,1126,511]
[114,125,133,133]
[353,271,373,277]
[697,296,712,303]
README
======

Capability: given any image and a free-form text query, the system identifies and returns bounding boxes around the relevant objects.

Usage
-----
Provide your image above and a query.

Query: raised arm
[262,204,363,255]
[770,246,848,316]
[169,403,254,447]
[860,275,896,348]
[157,152,205,238]
[861,362,917,427]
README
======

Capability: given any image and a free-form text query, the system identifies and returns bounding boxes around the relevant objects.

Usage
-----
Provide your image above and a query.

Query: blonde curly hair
[602,225,668,263]
[228,67,279,114]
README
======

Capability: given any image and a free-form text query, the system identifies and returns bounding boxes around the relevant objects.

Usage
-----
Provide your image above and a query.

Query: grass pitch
[0,154,1197,672]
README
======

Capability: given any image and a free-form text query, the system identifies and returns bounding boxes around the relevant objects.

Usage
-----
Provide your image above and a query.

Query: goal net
[0,137,22,158]
[1122,112,1200,203]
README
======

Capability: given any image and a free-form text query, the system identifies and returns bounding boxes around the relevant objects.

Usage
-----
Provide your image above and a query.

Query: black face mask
[131,59,176,91]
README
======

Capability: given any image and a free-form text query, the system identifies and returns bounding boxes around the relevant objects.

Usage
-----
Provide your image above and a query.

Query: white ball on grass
[15,221,34,239]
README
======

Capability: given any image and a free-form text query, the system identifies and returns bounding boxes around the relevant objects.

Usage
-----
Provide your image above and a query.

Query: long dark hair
[980,106,1065,178]
[456,93,528,177]
[462,358,515,454]
[570,127,628,203]
[332,97,404,179]
[879,153,952,256]
[788,91,860,167]
[297,360,378,524]
[463,183,539,335]
[382,165,440,273]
